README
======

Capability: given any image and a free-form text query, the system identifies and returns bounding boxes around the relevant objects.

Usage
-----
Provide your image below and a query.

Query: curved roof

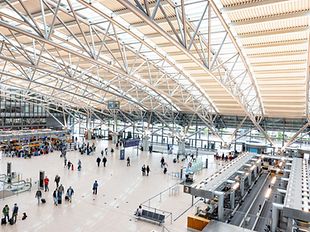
[0,0,309,119]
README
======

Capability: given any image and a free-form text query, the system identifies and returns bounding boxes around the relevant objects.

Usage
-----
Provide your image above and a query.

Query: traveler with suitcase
[53,189,58,206]
[2,205,9,225]
[57,184,64,204]
[66,186,74,203]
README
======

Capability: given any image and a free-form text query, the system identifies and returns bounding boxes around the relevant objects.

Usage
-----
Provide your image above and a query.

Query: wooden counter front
[187,215,209,231]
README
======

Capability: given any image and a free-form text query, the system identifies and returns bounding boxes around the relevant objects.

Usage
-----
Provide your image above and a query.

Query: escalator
[0,174,32,199]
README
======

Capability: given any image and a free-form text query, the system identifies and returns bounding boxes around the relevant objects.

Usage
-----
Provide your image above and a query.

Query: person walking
[104,147,108,155]
[160,157,165,168]
[101,150,104,156]
[43,176,49,192]
[58,184,64,204]
[96,157,101,167]
[54,175,60,188]
[53,189,58,205]
[127,157,130,166]
[35,189,42,204]
[67,161,72,170]
[102,156,107,167]
[12,203,18,223]
[66,186,74,203]
[2,205,9,223]
[163,163,168,174]
[78,160,82,171]
[141,165,146,176]
[146,165,150,176]
[92,180,98,195]
[64,157,67,167]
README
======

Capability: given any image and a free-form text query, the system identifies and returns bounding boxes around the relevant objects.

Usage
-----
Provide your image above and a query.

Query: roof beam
[231,11,310,27]
[223,0,291,11]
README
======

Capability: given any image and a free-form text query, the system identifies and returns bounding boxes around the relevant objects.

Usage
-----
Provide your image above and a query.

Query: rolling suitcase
[9,218,14,225]
[1,218,6,225]
[41,198,46,204]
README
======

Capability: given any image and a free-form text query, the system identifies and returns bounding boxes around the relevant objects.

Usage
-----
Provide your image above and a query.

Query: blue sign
[124,139,140,148]
[120,149,125,160]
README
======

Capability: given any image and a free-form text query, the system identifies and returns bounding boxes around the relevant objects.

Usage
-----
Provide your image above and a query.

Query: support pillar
[230,191,235,209]
[142,134,150,151]
[86,112,92,140]
[112,111,118,144]
[272,203,283,232]
[215,191,224,221]
[240,178,245,196]
[248,172,252,186]
[177,139,186,156]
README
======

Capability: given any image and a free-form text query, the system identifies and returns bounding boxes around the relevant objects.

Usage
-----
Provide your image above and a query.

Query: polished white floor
[0,140,221,232]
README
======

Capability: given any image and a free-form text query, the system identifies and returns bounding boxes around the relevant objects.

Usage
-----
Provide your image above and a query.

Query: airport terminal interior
[0,0,309,231]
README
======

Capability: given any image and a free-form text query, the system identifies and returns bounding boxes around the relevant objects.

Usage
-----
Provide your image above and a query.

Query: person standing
[127,157,130,166]
[58,184,64,204]
[96,157,101,167]
[92,180,98,195]
[102,156,107,167]
[54,175,60,188]
[35,189,42,204]
[66,186,74,203]
[12,203,18,223]
[146,165,150,176]
[2,205,9,222]
[43,176,49,192]
[53,189,58,205]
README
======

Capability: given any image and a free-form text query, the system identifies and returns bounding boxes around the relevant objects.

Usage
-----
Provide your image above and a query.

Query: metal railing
[0,175,32,199]
[161,225,173,232]
[140,182,182,224]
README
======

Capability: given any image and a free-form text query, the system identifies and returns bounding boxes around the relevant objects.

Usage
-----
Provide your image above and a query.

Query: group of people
[1,203,25,225]
[78,142,96,155]
[101,147,114,156]
[38,174,75,206]
[214,152,236,162]
[96,156,107,167]
[1,142,53,159]
[141,165,150,176]
[52,185,74,205]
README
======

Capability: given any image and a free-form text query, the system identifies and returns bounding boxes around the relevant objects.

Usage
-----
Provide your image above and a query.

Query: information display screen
[123,139,140,148]
[107,101,120,110]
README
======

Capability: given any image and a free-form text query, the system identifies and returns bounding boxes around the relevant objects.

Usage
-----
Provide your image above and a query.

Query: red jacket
[44,178,49,185]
